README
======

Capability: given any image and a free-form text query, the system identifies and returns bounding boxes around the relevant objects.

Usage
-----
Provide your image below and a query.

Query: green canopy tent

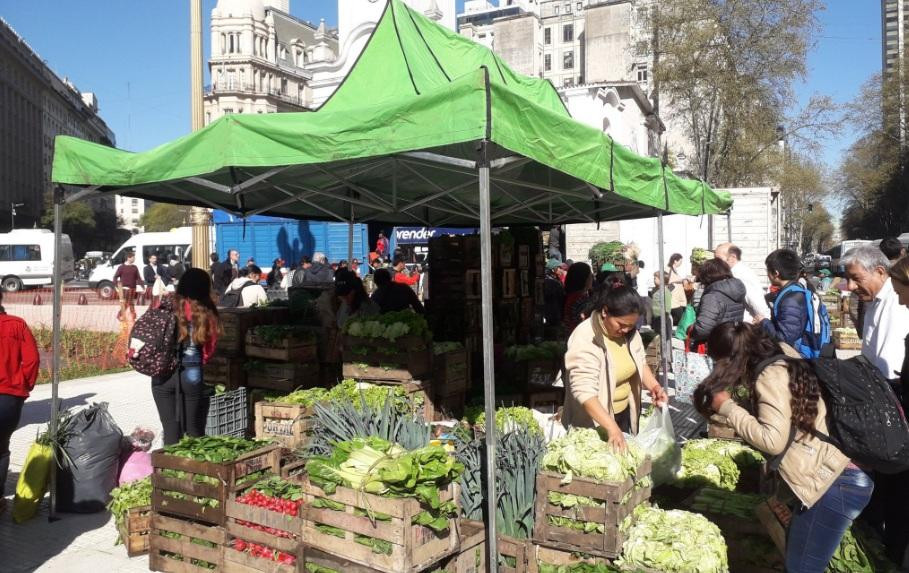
[50,0,731,556]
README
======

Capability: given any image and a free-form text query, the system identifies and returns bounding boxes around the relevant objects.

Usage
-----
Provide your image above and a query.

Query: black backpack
[760,348,909,474]
[220,281,255,308]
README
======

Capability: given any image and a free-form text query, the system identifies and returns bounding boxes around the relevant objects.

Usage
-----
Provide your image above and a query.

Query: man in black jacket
[371,269,424,314]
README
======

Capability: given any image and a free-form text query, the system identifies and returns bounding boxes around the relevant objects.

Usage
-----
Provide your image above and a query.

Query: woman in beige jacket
[563,284,668,451]
[695,322,873,573]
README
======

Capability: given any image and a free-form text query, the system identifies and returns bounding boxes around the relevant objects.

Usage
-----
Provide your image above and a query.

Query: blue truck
[213,212,368,269]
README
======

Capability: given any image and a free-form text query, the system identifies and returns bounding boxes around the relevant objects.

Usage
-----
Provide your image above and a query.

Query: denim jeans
[151,343,208,445]
[786,468,874,573]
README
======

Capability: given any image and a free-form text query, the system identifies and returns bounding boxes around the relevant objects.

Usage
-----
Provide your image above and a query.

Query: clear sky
[0,0,881,168]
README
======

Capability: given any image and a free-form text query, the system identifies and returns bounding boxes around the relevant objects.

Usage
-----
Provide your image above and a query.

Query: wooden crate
[151,445,282,526]
[497,534,531,573]
[254,401,316,449]
[434,349,469,396]
[149,512,227,573]
[218,307,290,357]
[304,548,386,573]
[756,498,792,558]
[434,391,466,420]
[280,456,307,480]
[707,421,742,441]
[300,478,459,573]
[222,498,305,573]
[245,332,318,362]
[438,519,486,573]
[528,545,612,573]
[204,356,247,390]
[526,386,563,414]
[834,332,862,350]
[342,335,431,381]
[532,458,651,558]
[246,361,321,393]
[117,505,151,557]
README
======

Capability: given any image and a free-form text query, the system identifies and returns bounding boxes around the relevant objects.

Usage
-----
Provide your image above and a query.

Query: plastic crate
[205,387,249,437]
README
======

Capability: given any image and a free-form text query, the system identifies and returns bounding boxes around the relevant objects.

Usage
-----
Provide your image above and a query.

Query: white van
[0,229,75,292]
[90,227,193,299]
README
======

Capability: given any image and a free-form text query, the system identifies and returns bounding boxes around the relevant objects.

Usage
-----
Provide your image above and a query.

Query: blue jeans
[786,468,874,573]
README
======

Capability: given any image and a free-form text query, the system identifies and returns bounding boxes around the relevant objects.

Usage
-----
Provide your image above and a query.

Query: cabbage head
[617,505,728,573]
[542,428,644,483]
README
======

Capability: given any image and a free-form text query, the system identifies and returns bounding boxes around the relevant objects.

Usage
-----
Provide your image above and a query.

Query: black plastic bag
[57,403,126,513]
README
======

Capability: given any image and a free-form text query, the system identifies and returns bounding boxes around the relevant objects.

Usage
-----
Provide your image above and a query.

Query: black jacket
[143,263,168,286]
[371,283,424,314]
[302,262,333,283]
[690,277,746,344]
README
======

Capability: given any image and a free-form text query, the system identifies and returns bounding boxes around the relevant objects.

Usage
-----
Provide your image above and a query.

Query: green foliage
[588,241,625,268]
[248,325,316,346]
[343,310,430,341]
[139,202,190,232]
[504,342,565,362]
[433,341,463,355]
[31,328,126,384]
[161,435,270,463]
[464,406,543,437]
[675,439,763,491]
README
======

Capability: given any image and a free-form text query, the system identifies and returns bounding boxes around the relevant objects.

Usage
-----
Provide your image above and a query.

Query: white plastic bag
[152,276,166,297]
[634,406,681,486]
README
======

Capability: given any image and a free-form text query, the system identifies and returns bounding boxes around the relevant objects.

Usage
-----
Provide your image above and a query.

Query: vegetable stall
[48,0,739,570]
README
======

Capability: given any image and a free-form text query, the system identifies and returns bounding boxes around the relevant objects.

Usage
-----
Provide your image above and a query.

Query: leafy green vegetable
[827,528,874,573]
[249,324,316,347]
[691,247,711,265]
[305,437,462,532]
[496,427,546,539]
[537,563,620,573]
[504,341,565,362]
[108,477,151,539]
[268,379,422,413]
[675,439,764,491]
[343,310,430,341]
[687,487,764,520]
[465,406,543,436]
[617,505,728,573]
[161,435,270,463]
[542,428,645,484]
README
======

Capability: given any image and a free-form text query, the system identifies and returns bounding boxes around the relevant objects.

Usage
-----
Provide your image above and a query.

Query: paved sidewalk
[0,370,162,572]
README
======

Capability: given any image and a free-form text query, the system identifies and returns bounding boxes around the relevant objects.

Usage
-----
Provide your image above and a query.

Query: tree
[139,203,191,232]
[39,193,131,256]
[645,0,838,187]
[777,154,829,253]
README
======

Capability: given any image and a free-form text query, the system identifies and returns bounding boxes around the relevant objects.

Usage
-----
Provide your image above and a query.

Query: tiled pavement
[1,370,162,572]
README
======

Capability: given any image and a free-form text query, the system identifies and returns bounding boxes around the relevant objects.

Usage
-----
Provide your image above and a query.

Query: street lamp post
[10,202,24,231]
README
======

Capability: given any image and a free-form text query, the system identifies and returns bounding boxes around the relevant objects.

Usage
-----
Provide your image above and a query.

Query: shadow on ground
[19,394,98,427]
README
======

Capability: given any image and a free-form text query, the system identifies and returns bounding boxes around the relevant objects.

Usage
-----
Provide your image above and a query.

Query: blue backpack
[772,282,831,359]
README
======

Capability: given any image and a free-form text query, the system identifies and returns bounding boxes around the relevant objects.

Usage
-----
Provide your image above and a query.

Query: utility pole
[10,202,24,231]
[189,0,210,269]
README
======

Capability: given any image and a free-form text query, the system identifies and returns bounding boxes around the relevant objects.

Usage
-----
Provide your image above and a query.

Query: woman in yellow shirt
[563,283,669,451]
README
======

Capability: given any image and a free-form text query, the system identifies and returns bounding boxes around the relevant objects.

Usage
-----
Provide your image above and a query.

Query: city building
[883,0,905,79]
[116,195,145,233]
[0,17,116,232]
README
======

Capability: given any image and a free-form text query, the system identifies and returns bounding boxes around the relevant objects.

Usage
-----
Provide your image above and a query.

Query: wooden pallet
[532,458,651,558]
[434,349,469,397]
[528,544,612,573]
[437,519,486,573]
[245,333,318,362]
[254,401,316,449]
[300,478,459,573]
[222,498,305,573]
[149,512,227,573]
[204,356,247,390]
[246,361,321,393]
[117,505,151,557]
[342,335,431,381]
[151,445,282,526]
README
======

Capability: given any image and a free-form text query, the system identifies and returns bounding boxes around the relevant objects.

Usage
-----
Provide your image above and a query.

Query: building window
[544,27,551,44]
[578,2,583,11]
[563,50,574,70]
[566,2,572,13]
[224,108,234,115]
[554,5,559,15]
[563,24,574,42]
[563,77,574,87]
[636,63,649,83]
[132,198,139,206]
[544,54,552,71]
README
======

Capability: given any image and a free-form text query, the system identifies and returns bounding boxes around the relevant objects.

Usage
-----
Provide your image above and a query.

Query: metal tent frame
[48,146,695,569]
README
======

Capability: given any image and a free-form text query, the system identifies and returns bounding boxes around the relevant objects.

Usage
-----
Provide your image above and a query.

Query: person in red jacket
[391,258,420,287]
[0,291,40,513]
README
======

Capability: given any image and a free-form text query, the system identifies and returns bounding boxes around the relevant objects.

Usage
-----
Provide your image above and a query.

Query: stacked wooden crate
[254,401,317,450]
[118,505,152,557]
[433,347,469,418]
[530,458,652,567]
[204,306,290,393]
[245,325,321,393]
[148,444,282,573]
[342,333,434,421]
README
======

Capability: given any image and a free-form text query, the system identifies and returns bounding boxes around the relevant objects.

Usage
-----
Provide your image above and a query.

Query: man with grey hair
[843,245,909,381]
[302,251,333,283]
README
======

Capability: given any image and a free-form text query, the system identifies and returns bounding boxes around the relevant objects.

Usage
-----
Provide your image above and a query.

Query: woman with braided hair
[694,322,873,573]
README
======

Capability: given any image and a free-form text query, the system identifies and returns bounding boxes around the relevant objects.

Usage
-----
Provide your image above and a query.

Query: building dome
[214,0,266,20]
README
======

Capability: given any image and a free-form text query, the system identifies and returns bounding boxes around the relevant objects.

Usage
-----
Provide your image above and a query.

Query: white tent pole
[657,212,670,388]
[727,211,732,243]
[49,186,64,521]
[478,144,498,569]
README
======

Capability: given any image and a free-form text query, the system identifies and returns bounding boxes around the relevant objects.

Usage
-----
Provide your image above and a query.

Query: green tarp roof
[51,0,731,225]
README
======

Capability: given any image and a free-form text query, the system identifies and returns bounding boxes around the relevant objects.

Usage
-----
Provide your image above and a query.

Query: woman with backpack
[694,322,873,573]
[151,268,219,445]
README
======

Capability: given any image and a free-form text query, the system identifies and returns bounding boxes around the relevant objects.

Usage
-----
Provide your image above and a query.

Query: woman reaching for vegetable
[693,322,873,573]
[563,283,668,452]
